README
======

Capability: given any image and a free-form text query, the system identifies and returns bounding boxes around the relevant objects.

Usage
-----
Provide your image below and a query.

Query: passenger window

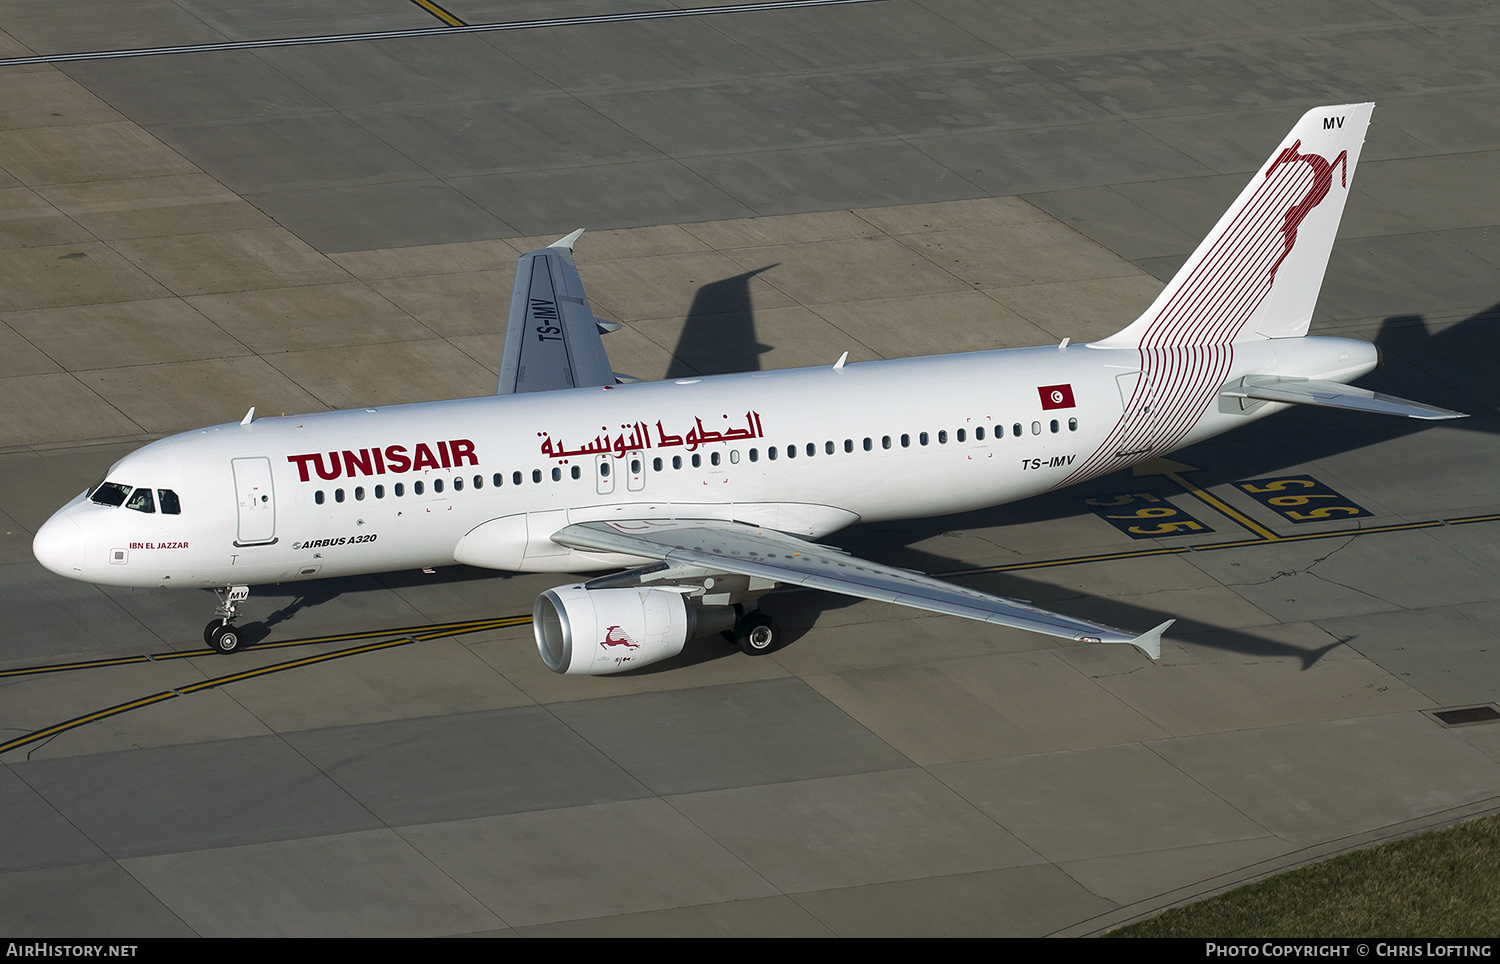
[825,441,834,455]
[571,465,581,479]
[673,455,683,469]
[512,471,522,486]
[919,432,929,446]
[414,481,424,495]
[474,475,483,489]
[453,477,463,491]
[975,426,985,441]
[955,429,965,442]
[1050,419,1059,433]
[374,485,384,499]
[600,462,610,478]
[394,483,404,497]
[335,489,345,503]
[749,449,759,463]
[158,489,181,514]
[806,443,815,457]
[315,490,325,505]
[901,434,910,448]
[653,458,663,471]
[844,439,853,453]
[710,452,720,466]
[552,467,561,481]
[434,479,444,493]
[692,454,702,468]
[355,486,365,501]
[730,450,740,464]
[493,473,503,487]
[786,445,796,459]
[882,436,891,450]
[532,469,541,483]
[863,438,872,451]
[1013,423,1022,437]
[768,448,778,461]
[1031,421,1041,435]
[1069,418,1078,432]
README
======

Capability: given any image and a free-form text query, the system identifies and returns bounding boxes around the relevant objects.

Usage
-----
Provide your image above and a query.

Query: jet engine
[534,585,736,675]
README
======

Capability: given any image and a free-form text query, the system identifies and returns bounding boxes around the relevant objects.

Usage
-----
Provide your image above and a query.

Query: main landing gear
[204,585,250,654]
[726,607,780,657]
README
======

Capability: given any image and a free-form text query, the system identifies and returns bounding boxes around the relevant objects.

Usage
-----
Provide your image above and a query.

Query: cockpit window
[90,481,131,507]
[158,489,181,514]
[125,487,155,513]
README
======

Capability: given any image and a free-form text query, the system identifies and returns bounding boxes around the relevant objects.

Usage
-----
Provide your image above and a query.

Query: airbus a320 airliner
[33,104,1463,674]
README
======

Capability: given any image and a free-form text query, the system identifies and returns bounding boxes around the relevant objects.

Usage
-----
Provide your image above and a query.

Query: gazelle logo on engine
[599,625,640,650]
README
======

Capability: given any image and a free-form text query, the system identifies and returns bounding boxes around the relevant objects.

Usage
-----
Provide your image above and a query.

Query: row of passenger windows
[309,418,1081,505]
[313,470,556,504]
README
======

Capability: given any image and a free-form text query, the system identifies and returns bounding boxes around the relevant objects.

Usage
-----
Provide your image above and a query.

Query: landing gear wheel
[208,623,242,655]
[734,612,779,656]
[203,621,217,646]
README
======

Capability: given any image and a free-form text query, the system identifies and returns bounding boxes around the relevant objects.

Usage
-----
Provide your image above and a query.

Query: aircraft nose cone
[33,510,86,578]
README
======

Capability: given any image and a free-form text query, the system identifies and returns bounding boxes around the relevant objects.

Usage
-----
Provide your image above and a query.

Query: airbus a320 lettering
[33,104,1464,674]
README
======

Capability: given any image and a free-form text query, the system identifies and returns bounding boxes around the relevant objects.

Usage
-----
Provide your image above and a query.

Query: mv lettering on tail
[33,104,1464,673]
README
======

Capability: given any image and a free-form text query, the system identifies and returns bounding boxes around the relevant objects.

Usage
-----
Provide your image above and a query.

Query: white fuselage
[33,336,1377,590]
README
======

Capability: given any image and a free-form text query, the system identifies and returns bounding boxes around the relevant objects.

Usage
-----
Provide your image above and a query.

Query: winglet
[549,228,585,251]
[1125,619,1173,660]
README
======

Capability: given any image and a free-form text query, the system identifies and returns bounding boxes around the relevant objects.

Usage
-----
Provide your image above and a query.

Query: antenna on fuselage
[240,407,254,426]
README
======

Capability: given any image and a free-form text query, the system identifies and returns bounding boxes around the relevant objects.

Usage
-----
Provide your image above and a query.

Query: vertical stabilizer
[1095,103,1373,349]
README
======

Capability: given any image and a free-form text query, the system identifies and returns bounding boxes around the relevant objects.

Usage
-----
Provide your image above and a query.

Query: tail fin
[1096,103,1373,349]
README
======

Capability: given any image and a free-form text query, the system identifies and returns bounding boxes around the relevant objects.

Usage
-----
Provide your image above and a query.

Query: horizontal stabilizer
[1224,376,1467,420]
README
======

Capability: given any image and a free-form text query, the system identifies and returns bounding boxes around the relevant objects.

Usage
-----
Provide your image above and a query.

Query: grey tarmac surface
[2,0,1500,938]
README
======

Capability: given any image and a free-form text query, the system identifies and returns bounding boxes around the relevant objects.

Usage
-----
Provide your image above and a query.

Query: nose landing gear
[204,585,250,654]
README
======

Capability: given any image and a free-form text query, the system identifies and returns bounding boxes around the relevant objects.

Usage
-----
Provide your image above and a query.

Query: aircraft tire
[735,612,779,656]
[208,624,242,655]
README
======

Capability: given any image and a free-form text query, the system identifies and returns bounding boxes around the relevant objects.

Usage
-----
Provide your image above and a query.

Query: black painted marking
[1235,474,1372,524]
[1077,491,1214,540]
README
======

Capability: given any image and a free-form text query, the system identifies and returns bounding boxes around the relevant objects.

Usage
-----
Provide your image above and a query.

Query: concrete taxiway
[2,0,1500,937]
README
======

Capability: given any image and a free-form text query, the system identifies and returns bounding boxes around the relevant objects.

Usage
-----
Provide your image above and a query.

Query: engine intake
[534,585,735,675]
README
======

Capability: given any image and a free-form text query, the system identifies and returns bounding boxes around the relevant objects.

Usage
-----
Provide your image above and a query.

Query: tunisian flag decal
[1038,384,1076,410]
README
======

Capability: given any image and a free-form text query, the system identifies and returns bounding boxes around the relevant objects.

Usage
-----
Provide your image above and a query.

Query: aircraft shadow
[665,267,775,378]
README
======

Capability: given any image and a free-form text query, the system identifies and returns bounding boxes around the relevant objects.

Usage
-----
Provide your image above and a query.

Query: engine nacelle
[534,585,734,675]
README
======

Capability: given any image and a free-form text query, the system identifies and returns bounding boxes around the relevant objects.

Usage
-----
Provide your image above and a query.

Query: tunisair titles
[282,413,765,485]
[287,439,478,482]
[539,412,765,461]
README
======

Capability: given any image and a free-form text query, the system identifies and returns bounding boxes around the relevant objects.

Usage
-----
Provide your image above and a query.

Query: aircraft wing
[552,519,1171,659]
[1224,376,1467,420]
[495,230,620,395]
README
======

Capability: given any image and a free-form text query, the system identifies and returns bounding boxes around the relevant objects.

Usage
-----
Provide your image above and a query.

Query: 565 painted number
[1079,492,1214,539]
[1235,476,1372,523]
